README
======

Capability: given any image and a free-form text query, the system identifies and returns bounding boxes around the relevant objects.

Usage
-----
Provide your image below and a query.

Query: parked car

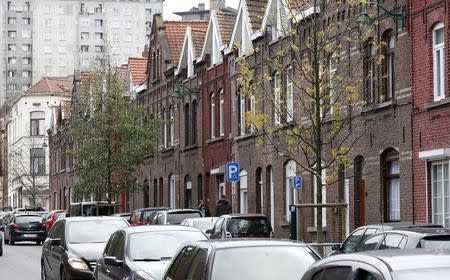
[111,212,132,221]
[40,216,129,280]
[164,240,320,280]
[302,249,450,280]
[0,211,12,231]
[181,217,218,237]
[209,214,273,239]
[0,233,3,256]
[93,225,208,280]
[4,213,47,245]
[151,209,203,225]
[43,210,67,231]
[69,201,119,217]
[36,211,50,219]
[328,222,443,256]
[11,206,45,215]
[130,207,168,226]
[354,227,450,252]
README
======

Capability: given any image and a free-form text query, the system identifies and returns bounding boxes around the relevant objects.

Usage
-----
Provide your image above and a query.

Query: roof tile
[128,57,147,84]
[246,0,268,32]
[165,20,209,62]
[26,77,73,95]
[216,12,237,43]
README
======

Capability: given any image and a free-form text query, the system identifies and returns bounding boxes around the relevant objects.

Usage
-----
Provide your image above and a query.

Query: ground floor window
[216,174,225,200]
[432,162,450,227]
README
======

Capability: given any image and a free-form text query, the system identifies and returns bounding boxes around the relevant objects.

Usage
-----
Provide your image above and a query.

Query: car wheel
[41,262,47,280]
[60,266,67,280]
[0,245,3,256]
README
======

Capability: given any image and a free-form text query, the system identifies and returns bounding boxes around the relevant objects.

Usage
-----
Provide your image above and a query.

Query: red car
[130,207,168,226]
[43,210,66,230]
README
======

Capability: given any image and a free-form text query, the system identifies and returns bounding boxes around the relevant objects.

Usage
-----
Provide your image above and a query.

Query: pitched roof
[216,12,237,43]
[26,77,73,95]
[128,57,147,84]
[116,64,128,83]
[246,0,268,32]
[165,20,209,63]
[191,28,208,56]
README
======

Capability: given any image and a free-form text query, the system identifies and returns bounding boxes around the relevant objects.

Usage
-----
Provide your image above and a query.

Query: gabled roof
[26,77,73,95]
[116,64,128,82]
[128,57,147,84]
[246,0,269,32]
[176,24,208,76]
[165,20,209,64]
[201,10,236,61]
[217,12,237,44]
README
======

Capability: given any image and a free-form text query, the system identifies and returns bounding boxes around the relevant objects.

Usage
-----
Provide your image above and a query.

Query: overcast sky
[163,0,239,20]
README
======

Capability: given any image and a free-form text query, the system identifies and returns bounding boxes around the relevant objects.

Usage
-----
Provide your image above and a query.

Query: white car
[181,217,218,237]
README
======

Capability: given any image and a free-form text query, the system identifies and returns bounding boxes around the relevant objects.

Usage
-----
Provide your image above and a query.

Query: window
[380,233,407,250]
[23,44,31,52]
[8,44,16,51]
[8,2,16,11]
[7,84,17,90]
[8,71,16,78]
[286,67,294,122]
[169,105,174,147]
[95,32,104,40]
[274,71,281,124]
[58,46,67,54]
[8,31,16,38]
[22,71,30,78]
[341,228,365,252]
[112,33,120,42]
[383,31,396,101]
[313,266,352,280]
[329,58,338,114]
[382,149,400,222]
[45,18,52,27]
[80,19,89,27]
[57,6,65,15]
[8,57,16,64]
[95,19,103,27]
[219,89,224,136]
[59,19,65,28]
[45,32,52,41]
[113,7,120,15]
[44,45,52,53]
[314,164,327,227]
[187,249,208,279]
[357,234,383,251]
[95,4,103,13]
[170,175,176,209]
[95,46,104,53]
[184,104,190,146]
[433,23,445,101]
[81,45,89,52]
[432,162,450,227]
[22,57,31,65]
[23,18,31,25]
[30,148,46,175]
[192,101,197,145]
[81,32,89,40]
[364,39,376,103]
[239,89,255,135]
[145,9,152,15]
[22,30,31,38]
[24,2,30,11]
[240,170,248,214]
[8,17,16,24]
[163,109,167,148]
[30,111,45,136]
[59,57,67,66]
[22,84,30,91]
[285,160,296,221]
[210,93,215,139]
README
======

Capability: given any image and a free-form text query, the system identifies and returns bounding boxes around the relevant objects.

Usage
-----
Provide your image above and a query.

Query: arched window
[30,111,45,136]
[382,30,396,100]
[354,156,365,227]
[433,23,445,101]
[169,174,176,209]
[382,148,400,222]
[285,160,296,221]
[184,175,192,208]
[240,170,248,214]
[363,38,376,103]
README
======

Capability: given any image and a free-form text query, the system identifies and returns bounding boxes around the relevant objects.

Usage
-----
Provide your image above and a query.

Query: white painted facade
[7,93,70,210]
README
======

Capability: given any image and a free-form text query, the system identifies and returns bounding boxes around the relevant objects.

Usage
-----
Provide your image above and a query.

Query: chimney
[210,0,225,11]
[198,3,205,11]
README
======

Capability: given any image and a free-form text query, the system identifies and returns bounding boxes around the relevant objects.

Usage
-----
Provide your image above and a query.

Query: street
[0,233,42,280]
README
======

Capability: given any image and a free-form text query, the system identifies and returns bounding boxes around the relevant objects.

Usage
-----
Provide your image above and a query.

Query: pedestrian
[215,195,232,217]
[198,199,211,217]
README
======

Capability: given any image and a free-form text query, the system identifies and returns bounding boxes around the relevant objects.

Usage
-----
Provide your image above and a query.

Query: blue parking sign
[226,162,240,182]
[293,176,302,189]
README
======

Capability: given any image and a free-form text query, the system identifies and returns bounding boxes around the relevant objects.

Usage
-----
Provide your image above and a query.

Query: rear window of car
[54,212,65,219]
[167,212,202,224]
[226,217,272,237]
[141,210,158,221]
[420,236,450,249]
[16,216,42,223]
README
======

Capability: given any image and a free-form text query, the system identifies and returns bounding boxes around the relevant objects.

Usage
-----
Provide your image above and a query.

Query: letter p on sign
[226,162,240,182]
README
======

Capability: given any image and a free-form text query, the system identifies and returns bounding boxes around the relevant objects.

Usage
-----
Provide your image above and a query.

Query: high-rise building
[0,0,163,105]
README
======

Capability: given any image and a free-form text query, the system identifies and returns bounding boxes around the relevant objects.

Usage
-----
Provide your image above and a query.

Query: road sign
[226,162,240,182]
[293,176,302,189]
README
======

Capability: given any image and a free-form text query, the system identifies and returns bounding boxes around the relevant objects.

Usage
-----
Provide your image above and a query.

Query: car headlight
[134,270,156,280]
[68,258,90,271]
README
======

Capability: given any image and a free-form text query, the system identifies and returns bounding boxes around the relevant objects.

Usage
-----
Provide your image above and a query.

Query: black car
[4,213,47,245]
[151,209,203,225]
[93,225,208,280]
[302,249,450,280]
[40,216,129,280]
[0,233,3,256]
[209,214,273,239]
[355,227,450,252]
[163,240,320,280]
[328,222,443,256]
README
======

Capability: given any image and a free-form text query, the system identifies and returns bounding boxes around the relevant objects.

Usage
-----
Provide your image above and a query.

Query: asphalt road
[0,233,42,280]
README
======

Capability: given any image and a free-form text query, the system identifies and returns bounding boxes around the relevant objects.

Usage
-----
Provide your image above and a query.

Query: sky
[163,0,239,20]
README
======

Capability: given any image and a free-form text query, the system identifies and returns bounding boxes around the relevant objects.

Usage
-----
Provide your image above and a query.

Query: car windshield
[67,220,127,244]
[16,216,42,223]
[129,231,207,261]
[420,236,450,249]
[226,217,272,237]
[394,268,450,280]
[211,246,318,280]
[193,218,218,231]
[167,212,202,224]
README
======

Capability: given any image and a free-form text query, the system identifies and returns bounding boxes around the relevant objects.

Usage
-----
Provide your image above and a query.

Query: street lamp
[170,84,200,99]
[357,1,406,29]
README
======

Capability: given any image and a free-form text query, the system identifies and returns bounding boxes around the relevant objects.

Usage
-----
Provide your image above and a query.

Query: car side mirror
[331,244,341,251]
[225,231,232,239]
[50,238,62,246]
[105,256,123,267]
[205,229,212,235]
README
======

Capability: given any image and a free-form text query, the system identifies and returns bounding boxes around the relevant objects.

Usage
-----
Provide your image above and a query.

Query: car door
[340,228,366,253]
[52,220,67,279]
[165,246,198,280]
[209,218,224,239]
[186,248,208,280]
[46,220,64,280]
[105,232,127,280]
[42,221,56,279]
[97,232,119,280]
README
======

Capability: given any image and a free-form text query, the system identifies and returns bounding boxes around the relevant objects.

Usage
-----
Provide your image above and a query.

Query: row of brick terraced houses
[48,0,450,241]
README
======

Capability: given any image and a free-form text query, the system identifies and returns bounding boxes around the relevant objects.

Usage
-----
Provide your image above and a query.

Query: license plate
[23,234,37,238]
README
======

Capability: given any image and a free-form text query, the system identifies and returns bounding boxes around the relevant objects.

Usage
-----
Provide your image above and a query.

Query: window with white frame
[274,71,281,124]
[163,108,168,148]
[219,89,224,136]
[329,58,338,114]
[432,162,450,227]
[210,93,215,139]
[30,111,46,136]
[384,157,400,222]
[433,23,445,102]
[286,67,294,122]
[285,160,296,222]
[240,170,248,214]
[384,31,396,100]
[240,91,246,135]
[169,105,174,146]
[313,165,327,227]
[169,175,176,209]
[30,148,46,175]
